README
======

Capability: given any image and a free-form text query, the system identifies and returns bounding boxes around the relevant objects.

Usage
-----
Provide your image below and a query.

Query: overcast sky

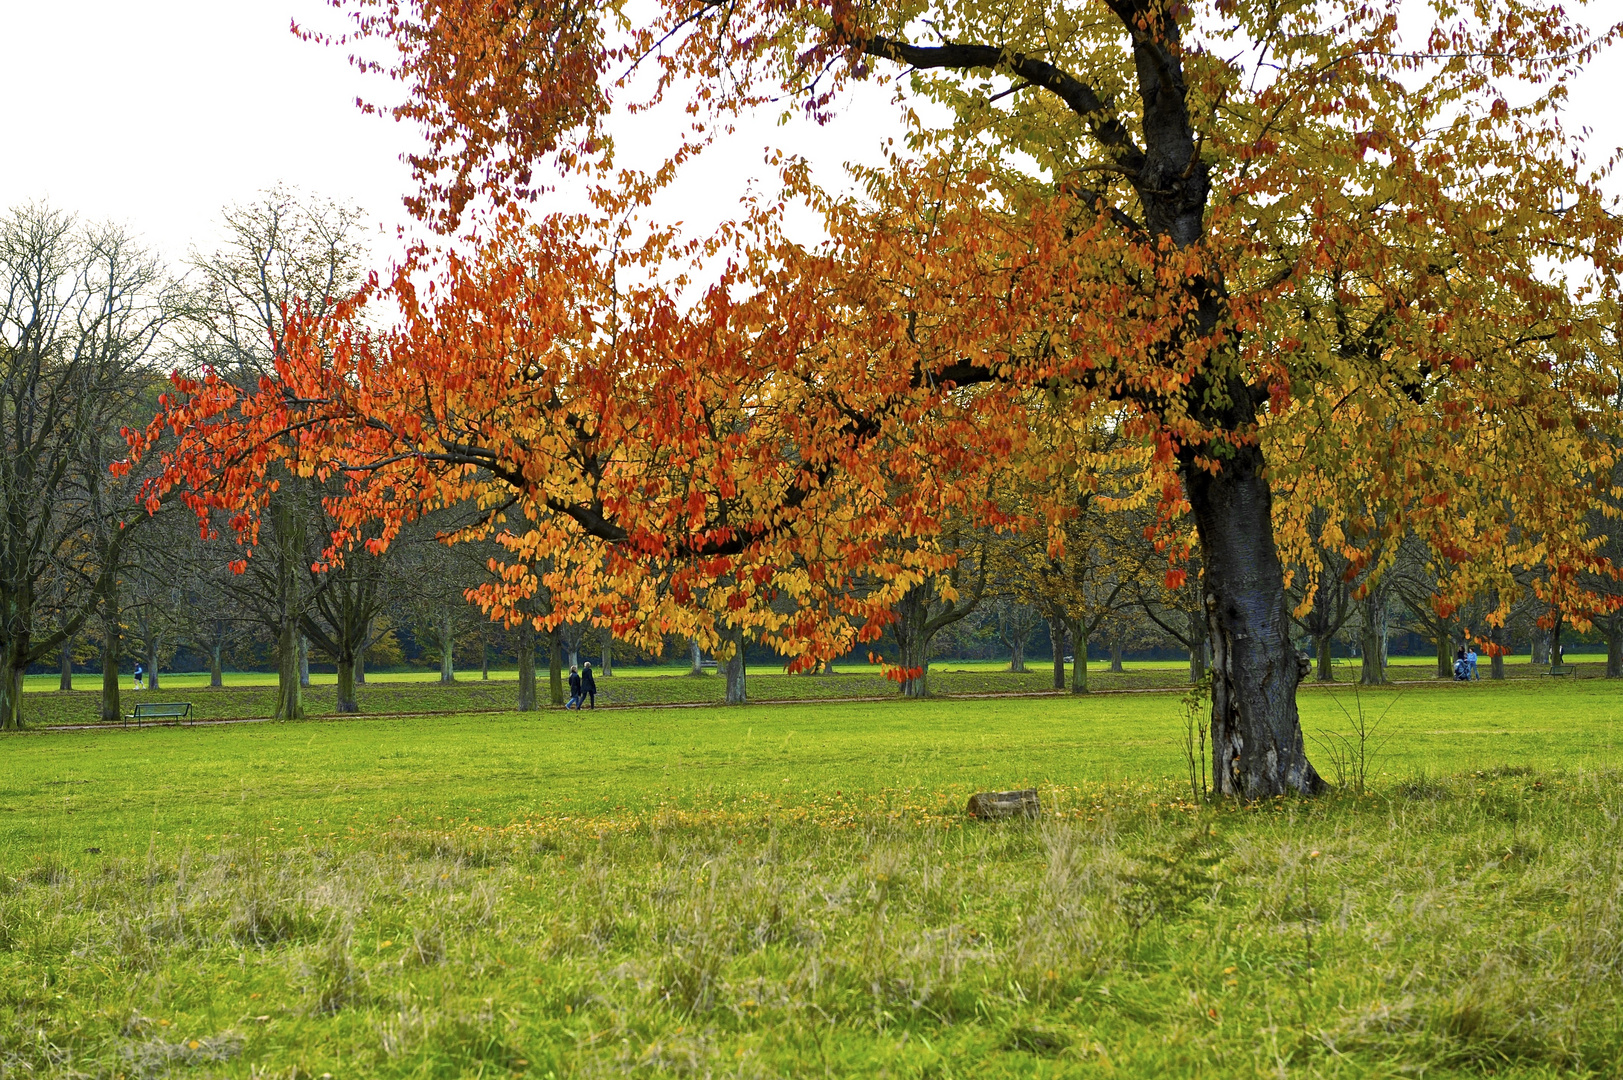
[5,0,1620,268]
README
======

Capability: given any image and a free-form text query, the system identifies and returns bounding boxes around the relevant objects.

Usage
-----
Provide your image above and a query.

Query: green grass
[15,668,1134,728]
[21,654,1611,729]
[5,680,1623,1076]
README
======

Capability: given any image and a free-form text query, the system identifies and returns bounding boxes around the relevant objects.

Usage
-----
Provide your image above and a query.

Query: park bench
[1538,667,1579,680]
[126,702,193,726]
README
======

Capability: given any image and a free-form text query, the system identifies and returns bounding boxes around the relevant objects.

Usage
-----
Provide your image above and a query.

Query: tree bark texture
[335,658,359,713]
[355,647,366,684]
[1185,609,1208,684]
[439,610,455,683]
[1110,638,1124,674]
[275,617,304,721]
[100,588,121,725]
[0,642,23,730]
[298,633,310,688]
[1359,589,1388,686]
[1315,634,1334,682]
[1069,626,1089,694]
[1436,633,1452,679]
[517,623,537,711]
[210,642,224,688]
[1187,449,1323,799]
[1608,619,1622,679]
[601,629,613,676]
[549,628,564,705]
[1048,617,1066,690]
[724,625,747,705]
[481,640,489,680]
[893,586,933,698]
[688,637,703,676]
[59,639,73,692]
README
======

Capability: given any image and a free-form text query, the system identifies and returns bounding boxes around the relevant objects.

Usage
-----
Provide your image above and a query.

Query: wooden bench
[1538,667,1579,679]
[126,702,193,726]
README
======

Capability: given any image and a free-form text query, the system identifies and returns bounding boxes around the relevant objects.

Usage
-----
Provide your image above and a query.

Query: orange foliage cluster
[127,0,1623,662]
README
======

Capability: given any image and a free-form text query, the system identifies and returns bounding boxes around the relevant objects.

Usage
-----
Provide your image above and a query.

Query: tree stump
[966,789,1041,820]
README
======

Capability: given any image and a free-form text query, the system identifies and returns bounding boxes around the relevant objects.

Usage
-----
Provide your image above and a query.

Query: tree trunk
[298,633,310,688]
[516,623,536,711]
[274,618,304,721]
[1608,619,1623,679]
[1186,449,1322,799]
[1110,638,1124,674]
[0,643,23,730]
[1531,631,1550,666]
[724,626,747,705]
[1186,608,1208,683]
[549,628,564,705]
[439,610,455,683]
[601,630,613,676]
[147,634,162,691]
[893,586,933,698]
[480,639,489,680]
[355,646,366,684]
[0,660,22,731]
[1070,626,1089,694]
[1315,633,1334,682]
[210,641,224,688]
[1549,613,1565,673]
[1435,633,1451,679]
[1048,617,1066,690]
[688,637,703,675]
[59,638,73,692]
[335,655,359,713]
[1359,591,1387,686]
[1008,635,1027,673]
[100,590,121,725]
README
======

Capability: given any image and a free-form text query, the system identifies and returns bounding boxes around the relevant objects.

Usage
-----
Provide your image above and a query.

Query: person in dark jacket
[566,665,583,709]
[581,662,597,708]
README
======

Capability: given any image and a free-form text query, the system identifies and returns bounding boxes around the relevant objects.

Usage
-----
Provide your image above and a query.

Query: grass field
[5,680,1623,1077]
[18,653,1612,729]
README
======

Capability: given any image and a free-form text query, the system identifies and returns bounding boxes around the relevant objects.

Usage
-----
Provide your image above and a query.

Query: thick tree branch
[861,35,1147,176]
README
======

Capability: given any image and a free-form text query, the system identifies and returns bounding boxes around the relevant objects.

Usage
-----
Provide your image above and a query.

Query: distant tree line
[3,189,1618,731]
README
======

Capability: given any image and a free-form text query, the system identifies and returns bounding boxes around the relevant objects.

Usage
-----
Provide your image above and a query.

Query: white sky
[3,0,1620,268]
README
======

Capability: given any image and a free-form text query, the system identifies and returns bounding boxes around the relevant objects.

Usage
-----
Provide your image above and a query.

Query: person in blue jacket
[566,665,583,709]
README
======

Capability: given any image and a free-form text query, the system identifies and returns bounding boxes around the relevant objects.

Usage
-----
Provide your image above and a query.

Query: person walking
[581,662,597,709]
[566,665,583,710]
[133,662,144,691]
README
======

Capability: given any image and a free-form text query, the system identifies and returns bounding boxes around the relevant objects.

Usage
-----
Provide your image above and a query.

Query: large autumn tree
[132,0,1623,796]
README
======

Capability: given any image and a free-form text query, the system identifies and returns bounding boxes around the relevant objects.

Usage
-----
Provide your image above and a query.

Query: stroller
[1453,654,1470,681]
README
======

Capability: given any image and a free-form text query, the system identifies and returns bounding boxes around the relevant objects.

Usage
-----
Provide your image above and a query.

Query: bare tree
[0,204,171,728]
[172,187,369,720]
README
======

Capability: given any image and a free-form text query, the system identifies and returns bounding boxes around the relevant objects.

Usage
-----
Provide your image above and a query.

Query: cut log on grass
[966,789,1041,820]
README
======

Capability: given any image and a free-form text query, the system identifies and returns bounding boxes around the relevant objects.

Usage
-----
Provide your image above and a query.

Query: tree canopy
[130,0,1623,796]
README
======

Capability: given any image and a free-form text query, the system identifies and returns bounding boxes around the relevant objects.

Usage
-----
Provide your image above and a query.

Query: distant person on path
[1466,645,1479,680]
[133,662,144,691]
[567,665,583,710]
[581,662,597,709]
